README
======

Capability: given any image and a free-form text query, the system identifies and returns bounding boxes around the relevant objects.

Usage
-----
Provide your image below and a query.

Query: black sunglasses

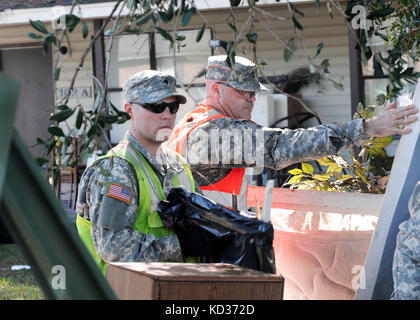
[134,101,180,114]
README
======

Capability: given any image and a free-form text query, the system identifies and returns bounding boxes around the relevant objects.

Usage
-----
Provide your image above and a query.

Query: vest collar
[125,132,183,181]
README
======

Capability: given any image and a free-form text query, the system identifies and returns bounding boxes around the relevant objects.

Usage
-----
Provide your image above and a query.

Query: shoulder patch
[106,183,132,204]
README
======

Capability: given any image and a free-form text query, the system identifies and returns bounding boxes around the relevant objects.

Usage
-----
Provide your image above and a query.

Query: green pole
[0,72,117,300]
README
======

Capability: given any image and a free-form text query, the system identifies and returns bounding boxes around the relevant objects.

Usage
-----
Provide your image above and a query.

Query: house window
[350,30,419,110]
[106,28,212,144]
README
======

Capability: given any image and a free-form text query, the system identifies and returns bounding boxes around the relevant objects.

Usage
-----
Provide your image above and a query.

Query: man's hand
[363,101,419,138]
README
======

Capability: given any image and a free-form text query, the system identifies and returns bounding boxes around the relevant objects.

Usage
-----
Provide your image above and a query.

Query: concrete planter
[247,186,383,300]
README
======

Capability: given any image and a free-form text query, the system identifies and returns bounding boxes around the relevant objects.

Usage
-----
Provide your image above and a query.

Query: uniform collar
[125,132,184,180]
[126,132,166,178]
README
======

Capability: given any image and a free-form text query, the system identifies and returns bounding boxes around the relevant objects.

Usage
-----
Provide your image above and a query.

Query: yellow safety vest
[76,138,196,274]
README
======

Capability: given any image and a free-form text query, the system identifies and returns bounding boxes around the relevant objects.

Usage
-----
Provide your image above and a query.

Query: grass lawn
[0,244,44,300]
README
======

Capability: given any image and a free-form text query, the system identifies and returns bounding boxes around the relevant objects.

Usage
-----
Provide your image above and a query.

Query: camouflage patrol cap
[206,55,268,92]
[123,70,187,104]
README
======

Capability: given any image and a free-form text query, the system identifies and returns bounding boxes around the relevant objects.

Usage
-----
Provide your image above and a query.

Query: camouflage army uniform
[185,116,370,187]
[392,181,420,300]
[182,55,370,187]
[76,70,190,265]
[76,132,187,263]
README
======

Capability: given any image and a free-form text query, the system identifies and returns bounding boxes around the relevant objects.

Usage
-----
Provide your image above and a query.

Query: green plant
[286,102,394,194]
[345,0,420,99]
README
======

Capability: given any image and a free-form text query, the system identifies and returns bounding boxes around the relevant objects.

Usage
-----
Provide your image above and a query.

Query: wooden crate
[106,262,284,300]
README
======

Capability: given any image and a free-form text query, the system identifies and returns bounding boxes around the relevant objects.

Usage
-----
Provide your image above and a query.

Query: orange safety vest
[167,104,248,210]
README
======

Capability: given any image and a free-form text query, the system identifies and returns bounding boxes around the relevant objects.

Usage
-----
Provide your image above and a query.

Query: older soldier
[392,181,420,300]
[168,55,418,210]
[76,70,196,274]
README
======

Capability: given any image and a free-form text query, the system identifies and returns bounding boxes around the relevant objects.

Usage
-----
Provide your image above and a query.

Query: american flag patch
[107,183,132,204]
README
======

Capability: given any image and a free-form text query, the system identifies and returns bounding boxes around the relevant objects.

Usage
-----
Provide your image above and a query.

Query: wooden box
[106,262,284,300]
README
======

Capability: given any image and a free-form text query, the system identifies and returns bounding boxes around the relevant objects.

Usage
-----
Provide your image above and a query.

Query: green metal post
[0,72,117,300]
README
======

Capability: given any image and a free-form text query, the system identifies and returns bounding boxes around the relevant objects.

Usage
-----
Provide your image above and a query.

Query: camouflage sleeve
[392,181,420,300]
[184,117,370,170]
[76,157,182,263]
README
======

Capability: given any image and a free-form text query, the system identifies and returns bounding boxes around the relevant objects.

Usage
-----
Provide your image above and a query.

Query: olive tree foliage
[27,0,419,186]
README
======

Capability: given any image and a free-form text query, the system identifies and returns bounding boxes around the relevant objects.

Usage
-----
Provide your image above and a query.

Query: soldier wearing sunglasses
[168,55,418,211]
[76,70,197,273]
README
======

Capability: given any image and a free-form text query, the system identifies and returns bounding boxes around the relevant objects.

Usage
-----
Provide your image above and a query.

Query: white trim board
[0,0,313,26]
[356,79,420,300]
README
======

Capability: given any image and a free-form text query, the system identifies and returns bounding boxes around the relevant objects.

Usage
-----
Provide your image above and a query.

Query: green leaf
[316,157,335,166]
[48,126,65,137]
[158,11,170,23]
[374,31,388,42]
[373,136,393,149]
[320,58,330,71]
[225,41,236,68]
[75,109,83,129]
[289,2,304,17]
[126,0,136,9]
[228,23,238,33]
[315,0,320,12]
[28,32,43,39]
[62,153,74,168]
[35,157,49,167]
[156,27,173,42]
[135,11,153,26]
[287,174,304,184]
[292,15,303,31]
[65,14,81,32]
[326,164,342,175]
[116,111,131,124]
[54,68,61,81]
[46,140,56,155]
[79,148,92,163]
[99,114,119,124]
[337,174,353,182]
[30,19,48,34]
[367,7,395,19]
[313,174,331,181]
[50,107,74,122]
[246,32,258,44]
[329,79,344,91]
[87,124,98,138]
[376,94,386,105]
[42,32,57,53]
[196,23,206,42]
[182,7,195,27]
[315,42,324,58]
[288,168,303,175]
[326,1,333,18]
[167,2,174,20]
[284,38,296,62]
[230,0,241,7]
[82,20,89,38]
[302,163,314,175]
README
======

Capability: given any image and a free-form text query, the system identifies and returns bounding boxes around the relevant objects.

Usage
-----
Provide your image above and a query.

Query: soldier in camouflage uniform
[392,181,420,299]
[76,70,196,272]
[168,55,418,210]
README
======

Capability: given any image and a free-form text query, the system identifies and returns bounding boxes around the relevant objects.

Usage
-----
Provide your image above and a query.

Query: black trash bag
[157,187,276,274]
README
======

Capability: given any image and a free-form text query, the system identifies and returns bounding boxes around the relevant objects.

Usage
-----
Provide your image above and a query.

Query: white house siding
[0,21,94,134]
[52,21,95,134]
[182,3,353,126]
[0,2,353,132]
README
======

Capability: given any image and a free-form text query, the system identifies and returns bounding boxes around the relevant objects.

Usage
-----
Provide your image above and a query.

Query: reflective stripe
[76,215,107,274]
[76,137,196,272]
